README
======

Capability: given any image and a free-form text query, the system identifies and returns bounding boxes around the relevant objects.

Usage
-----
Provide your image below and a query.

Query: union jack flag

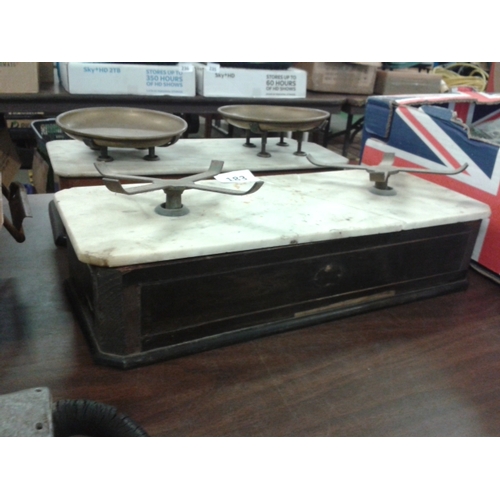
[361,89,500,274]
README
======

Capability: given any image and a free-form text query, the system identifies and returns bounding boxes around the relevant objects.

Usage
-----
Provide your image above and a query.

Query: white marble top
[47,138,349,178]
[54,170,491,268]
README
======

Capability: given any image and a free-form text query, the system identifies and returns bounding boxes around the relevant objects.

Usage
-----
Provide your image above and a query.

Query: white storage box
[196,64,307,98]
[58,62,196,96]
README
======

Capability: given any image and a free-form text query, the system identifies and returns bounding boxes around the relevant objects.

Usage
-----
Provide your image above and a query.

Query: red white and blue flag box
[361,88,500,277]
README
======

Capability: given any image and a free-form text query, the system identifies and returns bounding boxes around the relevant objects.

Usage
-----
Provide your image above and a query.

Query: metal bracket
[307,152,469,196]
[0,387,53,437]
[94,160,264,217]
[1,182,32,242]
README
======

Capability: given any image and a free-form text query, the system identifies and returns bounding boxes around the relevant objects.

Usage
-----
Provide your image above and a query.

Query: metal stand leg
[155,188,189,217]
[257,132,271,158]
[342,114,354,157]
[293,131,306,157]
[97,146,113,162]
[243,129,256,148]
[144,147,159,161]
[277,132,289,147]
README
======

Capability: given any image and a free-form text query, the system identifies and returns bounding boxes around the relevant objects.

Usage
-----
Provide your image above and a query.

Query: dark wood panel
[64,219,480,367]
[140,227,475,338]
[1,195,500,436]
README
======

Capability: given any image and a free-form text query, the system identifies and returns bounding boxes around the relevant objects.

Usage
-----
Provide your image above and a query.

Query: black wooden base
[65,220,481,369]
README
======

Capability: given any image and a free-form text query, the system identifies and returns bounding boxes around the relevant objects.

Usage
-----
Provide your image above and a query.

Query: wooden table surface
[2,194,500,436]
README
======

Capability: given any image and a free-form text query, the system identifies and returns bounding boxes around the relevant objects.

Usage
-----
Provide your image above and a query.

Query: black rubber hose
[52,399,149,437]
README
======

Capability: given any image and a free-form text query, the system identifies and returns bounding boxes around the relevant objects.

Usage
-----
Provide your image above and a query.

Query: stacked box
[294,62,379,94]
[374,69,443,95]
[195,63,307,98]
[0,62,39,93]
[58,62,196,96]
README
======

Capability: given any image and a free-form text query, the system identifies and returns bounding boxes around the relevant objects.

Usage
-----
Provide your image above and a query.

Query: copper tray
[56,107,188,149]
[218,105,329,133]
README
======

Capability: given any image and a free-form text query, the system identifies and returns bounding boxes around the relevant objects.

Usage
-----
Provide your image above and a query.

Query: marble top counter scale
[47,138,349,178]
[53,170,491,268]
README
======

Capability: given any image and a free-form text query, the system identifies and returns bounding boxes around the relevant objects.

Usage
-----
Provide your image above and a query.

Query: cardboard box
[196,64,307,98]
[360,88,500,277]
[58,62,196,96]
[0,62,39,93]
[374,69,443,95]
[294,62,378,94]
[39,62,54,84]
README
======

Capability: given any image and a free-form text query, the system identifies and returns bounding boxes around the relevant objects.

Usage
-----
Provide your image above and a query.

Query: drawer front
[140,225,476,349]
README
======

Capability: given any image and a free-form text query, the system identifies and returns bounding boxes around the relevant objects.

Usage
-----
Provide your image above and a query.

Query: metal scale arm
[306,152,468,195]
[94,160,264,216]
